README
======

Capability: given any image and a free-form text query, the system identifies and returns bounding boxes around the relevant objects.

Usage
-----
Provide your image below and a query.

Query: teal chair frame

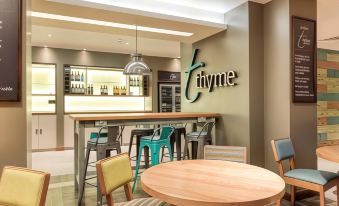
[132,126,175,192]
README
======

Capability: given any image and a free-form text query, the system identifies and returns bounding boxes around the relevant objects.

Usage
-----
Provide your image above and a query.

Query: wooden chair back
[96,153,133,206]
[204,145,247,163]
[0,166,50,206]
[271,138,296,177]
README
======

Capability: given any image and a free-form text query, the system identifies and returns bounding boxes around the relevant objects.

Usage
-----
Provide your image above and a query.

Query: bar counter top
[69,112,221,121]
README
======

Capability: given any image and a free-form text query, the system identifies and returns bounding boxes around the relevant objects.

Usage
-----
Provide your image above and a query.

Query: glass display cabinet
[32,63,56,114]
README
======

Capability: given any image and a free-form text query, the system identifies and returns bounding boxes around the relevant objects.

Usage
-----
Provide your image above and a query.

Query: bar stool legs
[132,142,173,193]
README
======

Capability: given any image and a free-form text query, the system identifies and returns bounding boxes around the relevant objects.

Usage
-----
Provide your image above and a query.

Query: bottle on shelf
[81,85,85,94]
[100,85,103,95]
[87,84,90,95]
[136,77,140,87]
[80,72,84,82]
[74,84,78,94]
[71,84,74,93]
[134,77,137,86]
[71,71,74,81]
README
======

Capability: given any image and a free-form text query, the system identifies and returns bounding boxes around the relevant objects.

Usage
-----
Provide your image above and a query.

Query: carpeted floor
[45,174,337,206]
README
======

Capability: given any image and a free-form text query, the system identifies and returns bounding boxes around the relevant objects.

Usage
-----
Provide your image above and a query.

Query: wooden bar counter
[70,112,220,205]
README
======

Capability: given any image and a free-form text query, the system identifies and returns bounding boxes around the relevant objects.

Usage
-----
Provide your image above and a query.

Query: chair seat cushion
[115,198,172,206]
[284,169,338,185]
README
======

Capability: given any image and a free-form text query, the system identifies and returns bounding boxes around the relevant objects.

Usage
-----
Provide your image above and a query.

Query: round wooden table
[141,160,285,206]
[316,145,339,163]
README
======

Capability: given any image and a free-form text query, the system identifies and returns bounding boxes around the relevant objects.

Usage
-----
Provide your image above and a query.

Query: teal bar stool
[132,126,175,192]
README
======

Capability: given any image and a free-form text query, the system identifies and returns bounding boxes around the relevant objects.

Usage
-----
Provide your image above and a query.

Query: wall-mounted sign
[292,16,316,103]
[158,71,180,82]
[0,0,22,102]
[184,49,238,103]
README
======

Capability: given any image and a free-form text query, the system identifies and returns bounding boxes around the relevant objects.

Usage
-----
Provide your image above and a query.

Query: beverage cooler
[158,71,181,113]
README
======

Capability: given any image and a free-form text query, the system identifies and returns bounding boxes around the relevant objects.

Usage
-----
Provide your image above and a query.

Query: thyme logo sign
[184,49,238,103]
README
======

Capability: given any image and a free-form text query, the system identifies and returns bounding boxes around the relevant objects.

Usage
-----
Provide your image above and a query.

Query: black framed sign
[158,71,181,82]
[292,16,317,103]
[0,0,22,102]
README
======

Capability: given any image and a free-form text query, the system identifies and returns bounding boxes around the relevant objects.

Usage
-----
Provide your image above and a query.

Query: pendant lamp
[123,25,151,75]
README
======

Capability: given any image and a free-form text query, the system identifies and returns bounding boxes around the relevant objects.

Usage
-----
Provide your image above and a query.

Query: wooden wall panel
[317,49,339,145]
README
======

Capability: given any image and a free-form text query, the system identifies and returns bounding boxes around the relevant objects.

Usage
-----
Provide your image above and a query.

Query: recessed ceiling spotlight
[83,48,87,51]
[47,34,52,38]
[125,42,129,45]
[117,39,123,43]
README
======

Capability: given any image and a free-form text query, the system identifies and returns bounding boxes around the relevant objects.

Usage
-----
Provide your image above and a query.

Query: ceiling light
[83,48,87,51]
[124,25,151,75]
[48,34,52,37]
[31,12,193,37]
[125,42,129,45]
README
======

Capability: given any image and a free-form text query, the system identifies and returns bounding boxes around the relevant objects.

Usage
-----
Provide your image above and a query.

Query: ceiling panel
[31,25,180,58]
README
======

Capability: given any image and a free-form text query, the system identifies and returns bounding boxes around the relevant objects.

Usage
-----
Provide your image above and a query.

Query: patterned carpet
[45,175,337,206]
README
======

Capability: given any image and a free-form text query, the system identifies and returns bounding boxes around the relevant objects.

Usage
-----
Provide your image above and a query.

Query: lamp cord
[135,25,138,54]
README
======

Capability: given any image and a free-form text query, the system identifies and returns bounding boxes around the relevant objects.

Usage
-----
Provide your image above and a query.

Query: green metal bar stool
[132,126,175,192]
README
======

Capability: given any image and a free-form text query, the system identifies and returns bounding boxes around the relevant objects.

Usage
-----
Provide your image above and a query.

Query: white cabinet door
[38,115,57,149]
[32,115,39,150]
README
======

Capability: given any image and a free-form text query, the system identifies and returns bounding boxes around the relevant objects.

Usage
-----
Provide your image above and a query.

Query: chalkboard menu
[0,0,22,101]
[292,16,316,103]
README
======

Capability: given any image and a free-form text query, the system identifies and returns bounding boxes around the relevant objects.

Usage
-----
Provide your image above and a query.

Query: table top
[141,160,285,206]
[316,145,339,163]
[69,112,220,121]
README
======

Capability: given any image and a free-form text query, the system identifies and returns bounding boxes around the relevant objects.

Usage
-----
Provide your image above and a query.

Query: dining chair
[204,145,247,163]
[271,138,339,206]
[0,166,50,206]
[132,126,175,192]
[96,153,172,206]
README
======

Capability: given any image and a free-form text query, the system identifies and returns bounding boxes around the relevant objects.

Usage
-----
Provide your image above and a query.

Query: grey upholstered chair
[271,138,339,206]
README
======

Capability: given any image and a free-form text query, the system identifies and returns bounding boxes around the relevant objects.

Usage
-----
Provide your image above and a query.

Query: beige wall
[32,47,180,147]
[289,0,317,169]
[0,0,31,171]
[264,0,317,171]
[181,2,265,165]
[181,0,317,168]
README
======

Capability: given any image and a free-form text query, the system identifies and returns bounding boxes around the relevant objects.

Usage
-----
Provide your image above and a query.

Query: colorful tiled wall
[317,49,339,144]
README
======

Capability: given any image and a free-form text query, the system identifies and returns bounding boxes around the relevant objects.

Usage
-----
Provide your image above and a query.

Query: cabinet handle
[40,129,42,135]
[35,129,38,135]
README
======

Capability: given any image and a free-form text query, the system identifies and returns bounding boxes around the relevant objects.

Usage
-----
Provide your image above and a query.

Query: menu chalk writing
[0,0,21,101]
[292,16,316,103]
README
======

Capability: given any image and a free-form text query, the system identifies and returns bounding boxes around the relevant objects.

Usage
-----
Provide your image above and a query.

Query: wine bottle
[71,84,74,93]
[90,84,93,95]
[100,85,103,95]
[137,77,140,87]
[71,71,74,81]
[80,72,84,82]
